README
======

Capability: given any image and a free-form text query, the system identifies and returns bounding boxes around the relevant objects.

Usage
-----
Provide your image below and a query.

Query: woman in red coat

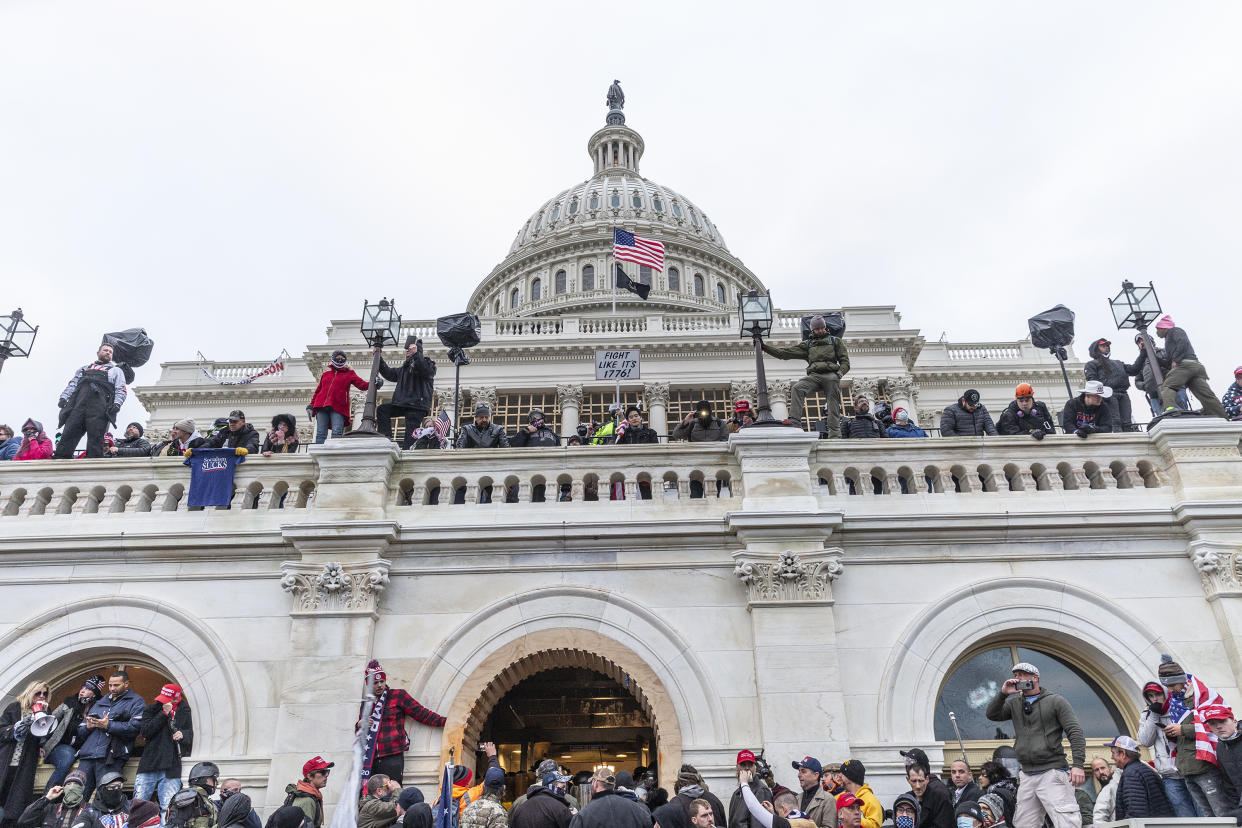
[310,350,369,443]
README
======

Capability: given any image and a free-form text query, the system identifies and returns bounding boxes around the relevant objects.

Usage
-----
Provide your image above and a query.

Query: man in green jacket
[985,661,1085,828]
[358,774,403,828]
[762,316,850,434]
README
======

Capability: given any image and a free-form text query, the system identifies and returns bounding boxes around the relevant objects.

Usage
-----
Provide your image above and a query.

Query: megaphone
[29,700,56,738]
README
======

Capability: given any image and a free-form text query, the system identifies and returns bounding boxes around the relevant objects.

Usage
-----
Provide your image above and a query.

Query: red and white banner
[198,350,289,385]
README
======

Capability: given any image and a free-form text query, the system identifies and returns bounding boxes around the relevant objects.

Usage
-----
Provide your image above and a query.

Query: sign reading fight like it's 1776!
[595,349,640,381]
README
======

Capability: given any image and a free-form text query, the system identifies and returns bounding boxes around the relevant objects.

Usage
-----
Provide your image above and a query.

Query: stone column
[849,376,880,405]
[727,429,850,773]
[558,384,583,439]
[768,378,792,422]
[888,375,921,424]
[471,386,497,417]
[730,379,758,412]
[644,381,669,439]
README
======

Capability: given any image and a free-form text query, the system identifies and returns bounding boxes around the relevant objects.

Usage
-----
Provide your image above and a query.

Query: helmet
[98,771,126,788]
[188,761,221,787]
[1015,383,1034,398]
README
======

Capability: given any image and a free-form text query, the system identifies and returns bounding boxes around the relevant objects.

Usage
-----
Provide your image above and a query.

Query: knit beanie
[977,792,1005,825]
[840,759,866,784]
[173,418,196,434]
[396,787,424,810]
[1158,654,1187,686]
[674,764,703,792]
[127,422,144,436]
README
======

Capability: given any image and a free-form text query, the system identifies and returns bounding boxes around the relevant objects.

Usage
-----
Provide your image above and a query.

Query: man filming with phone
[985,662,1085,828]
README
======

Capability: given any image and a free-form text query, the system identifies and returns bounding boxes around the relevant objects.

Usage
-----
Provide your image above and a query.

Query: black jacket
[378,354,436,412]
[203,423,262,453]
[1114,759,1173,820]
[1127,346,1174,395]
[1160,327,1197,364]
[727,780,772,828]
[674,789,726,827]
[951,780,982,807]
[17,796,91,828]
[996,400,1056,436]
[614,424,659,445]
[136,700,193,777]
[840,412,885,438]
[939,402,998,436]
[510,787,572,828]
[568,790,652,828]
[115,434,152,457]
[512,424,561,447]
[913,782,954,828]
[1215,733,1242,821]
[1061,396,1112,435]
[1085,341,1131,392]
[457,423,511,449]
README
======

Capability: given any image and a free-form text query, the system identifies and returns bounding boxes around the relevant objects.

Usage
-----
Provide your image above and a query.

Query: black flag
[615,264,651,300]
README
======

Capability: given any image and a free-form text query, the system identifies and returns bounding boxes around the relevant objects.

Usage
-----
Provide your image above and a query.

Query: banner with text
[595,349,640,381]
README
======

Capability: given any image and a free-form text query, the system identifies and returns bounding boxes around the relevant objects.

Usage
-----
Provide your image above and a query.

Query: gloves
[235,447,248,456]
[183,449,193,458]
[1075,427,1091,439]
[14,715,32,740]
[374,376,384,390]
[1030,429,1045,441]
[57,398,66,408]
[108,405,121,420]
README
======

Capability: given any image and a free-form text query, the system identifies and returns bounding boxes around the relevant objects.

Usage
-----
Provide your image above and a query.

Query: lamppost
[0,308,38,377]
[739,290,785,427]
[1109,280,1164,387]
[345,297,401,438]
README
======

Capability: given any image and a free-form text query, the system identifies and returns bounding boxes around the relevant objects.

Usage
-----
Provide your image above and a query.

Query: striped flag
[433,410,451,445]
[613,228,665,272]
[1168,673,1225,764]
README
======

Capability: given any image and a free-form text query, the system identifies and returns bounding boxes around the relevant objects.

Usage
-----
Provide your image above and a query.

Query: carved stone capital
[732,548,843,607]
[280,559,392,616]
[768,378,793,406]
[1189,540,1242,600]
[887,374,918,398]
[557,383,585,408]
[470,386,498,412]
[730,380,758,406]
[643,381,669,407]
[849,376,881,402]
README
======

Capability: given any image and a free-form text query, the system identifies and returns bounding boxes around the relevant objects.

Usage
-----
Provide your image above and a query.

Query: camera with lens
[1015,679,1036,691]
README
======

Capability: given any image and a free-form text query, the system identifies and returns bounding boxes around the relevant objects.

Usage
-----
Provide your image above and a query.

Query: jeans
[1185,767,1233,817]
[1147,390,1189,416]
[1163,776,1201,818]
[314,409,346,443]
[43,743,77,792]
[134,772,182,825]
[75,756,126,801]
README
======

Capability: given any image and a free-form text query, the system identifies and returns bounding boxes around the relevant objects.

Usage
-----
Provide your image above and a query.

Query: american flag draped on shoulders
[1163,656,1226,765]
[613,228,665,271]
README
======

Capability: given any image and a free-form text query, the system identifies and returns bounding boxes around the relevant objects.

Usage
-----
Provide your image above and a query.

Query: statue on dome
[607,79,625,110]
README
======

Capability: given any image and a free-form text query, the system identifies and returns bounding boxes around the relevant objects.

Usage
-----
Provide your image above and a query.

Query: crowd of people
[2,316,1239,464]
[7,656,1240,828]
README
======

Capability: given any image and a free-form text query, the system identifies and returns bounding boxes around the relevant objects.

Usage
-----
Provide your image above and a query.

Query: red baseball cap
[736,749,756,764]
[1202,704,1235,722]
[735,400,751,413]
[154,684,183,705]
[303,756,335,776]
[836,792,860,810]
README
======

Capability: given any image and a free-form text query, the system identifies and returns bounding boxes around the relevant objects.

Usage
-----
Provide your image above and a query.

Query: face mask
[62,787,84,807]
[957,818,977,828]
[99,786,124,809]
[895,816,914,828]
[332,356,346,366]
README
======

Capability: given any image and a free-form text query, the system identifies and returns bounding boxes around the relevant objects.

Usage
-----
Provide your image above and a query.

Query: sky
[2,1,1240,432]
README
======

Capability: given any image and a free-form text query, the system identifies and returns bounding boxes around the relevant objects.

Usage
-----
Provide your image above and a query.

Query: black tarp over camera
[101,328,155,367]
[799,312,846,340]
[1027,305,1075,349]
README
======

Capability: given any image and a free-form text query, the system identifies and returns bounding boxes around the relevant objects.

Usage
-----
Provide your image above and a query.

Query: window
[531,278,542,302]
[534,211,542,230]
[693,274,704,297]
[802,386,890,420]
[632,192,642,209]
[716,283,726,303]
[510,288,520,309]
[484,392,560,435]
[569,197,579,215]
[668,388,732,428]
[610,190,621,208]
[588,192,599,210]
[639,265,652,285]
[549,203,559,221]
[582,265,595,291]
[493,299,501,315]
[668,267,680,292]
[690,208,700,227]
[672,202,683,218]
[555,270,567,295]
[934,644,1127,742]
[653,195,664,212]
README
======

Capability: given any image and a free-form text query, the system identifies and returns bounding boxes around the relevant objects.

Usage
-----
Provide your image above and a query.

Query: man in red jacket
[310,350,370,443]
[357,660,446,786]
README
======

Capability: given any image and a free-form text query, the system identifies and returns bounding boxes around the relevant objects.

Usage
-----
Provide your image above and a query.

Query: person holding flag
[358,661,447,789]
[1156,655,1234,816]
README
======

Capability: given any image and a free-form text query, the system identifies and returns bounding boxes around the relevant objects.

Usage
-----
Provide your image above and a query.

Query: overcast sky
[2,1,1240,432]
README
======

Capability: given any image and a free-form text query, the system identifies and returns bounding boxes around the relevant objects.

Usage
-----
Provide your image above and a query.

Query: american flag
[613,228,664,272]
[433,410,451,445]
[1168,673,1225,764]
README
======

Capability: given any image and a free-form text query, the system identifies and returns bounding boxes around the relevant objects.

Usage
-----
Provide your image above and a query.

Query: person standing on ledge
[761,315,850,433]
[1153,315,1227,417]
[357,661,446,787]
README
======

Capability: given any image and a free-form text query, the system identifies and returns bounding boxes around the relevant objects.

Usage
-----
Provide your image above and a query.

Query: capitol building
[1,89,1240,819]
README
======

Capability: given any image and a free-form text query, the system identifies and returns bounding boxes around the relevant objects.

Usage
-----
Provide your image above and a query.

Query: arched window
[510,288,520,309]
[531,278,542,302]
[493,299,501,315]
[639,265,652,285]
[693,274,705,297]
[569,197,580,215]
[716,283,726,303]
[653,195,664,212]
[672,202,683,219]
[555,270,567,294]
[668,267,680,292]
[610,190,621,208]
[549,203,560,221]
[582,265,595,291]
[588,192,599,211]
[632,192,642,209]
[690,208,700,227]
[934,644,1128,743]
[534,211,542,230]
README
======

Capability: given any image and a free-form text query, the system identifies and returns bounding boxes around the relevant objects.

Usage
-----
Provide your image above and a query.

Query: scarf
[360,689,386,796]
[1165,674,1224,765]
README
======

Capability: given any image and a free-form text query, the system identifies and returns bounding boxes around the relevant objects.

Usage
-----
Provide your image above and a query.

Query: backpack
[167,789,217,828]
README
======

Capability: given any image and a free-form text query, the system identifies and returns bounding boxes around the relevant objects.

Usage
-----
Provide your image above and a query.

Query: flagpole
[609,230,619,413]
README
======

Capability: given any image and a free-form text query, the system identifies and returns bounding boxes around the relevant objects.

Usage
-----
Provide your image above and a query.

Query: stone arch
[408,586,727,786]
[0,596,247,755]
[877,577,1170,743]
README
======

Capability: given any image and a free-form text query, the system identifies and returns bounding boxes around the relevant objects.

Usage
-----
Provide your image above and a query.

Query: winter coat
[794,785,836,828]
[78,790,137,828]
[114,433,151,457]
[1160,327,1198,364]
[16,794,91,828]
[261,414,300,455]
[671,417,728,442]
[459,794,506,828]
[58,361,127,421]
[567,789,653,828]
[0,435,21,461]
[939,402,998,436]
[951,780,982,807]
[1,701,43,825]
[1085,341,1131,393]
[1172,717,1217,778]
[402,803,433,828]
[985,690,1086,772]
[378,354,436,413]
[40,694,89,756]
[1060,396,1112,435]
[457,423,511,449]
[136,700,193,778]
[1215,733,1242,822]
[728,779,773,828]
[1223,381,1242,420]
[1127,346,1173,396]
[310,365,369,425]
[763,331,851,377]
[1114,759,1173,820]
[509,787,572,828]
[1092,773,1119,825]
[674,788,728,827]
[852,784,882,828]
[357,794,399,828]
[886,422,927,438]
[203,423,262,454]
[76,689,146,761]
[996,400,1056,436]
[614,423,659,445]
[14,420,53,461]
[912,782,953,828]
[216,793,260,828]
[510,785,580,819]
[152,433,205,457]
[840,413,885,439]
[283,783,323,828]
[511,424,560,448]
[1136,707,1179,777]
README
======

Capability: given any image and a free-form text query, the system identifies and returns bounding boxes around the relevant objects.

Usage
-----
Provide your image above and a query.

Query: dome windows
[716,283,726,303]
[582,264,595,291]
[555,270,567,295]
[569,197,580,215]
[653,195,664,213]
[672,202,683,219]
[531,278,542,302]
[639,265,652,285]
[494,299,501,315]
[668,267,680,292]
[610,190,621,208]
[588,192,600,211]
[690,208,700,228]
[632,191,642,209]
[693,273,705,297]
[549,203,560,222]
[510,288,520,309]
